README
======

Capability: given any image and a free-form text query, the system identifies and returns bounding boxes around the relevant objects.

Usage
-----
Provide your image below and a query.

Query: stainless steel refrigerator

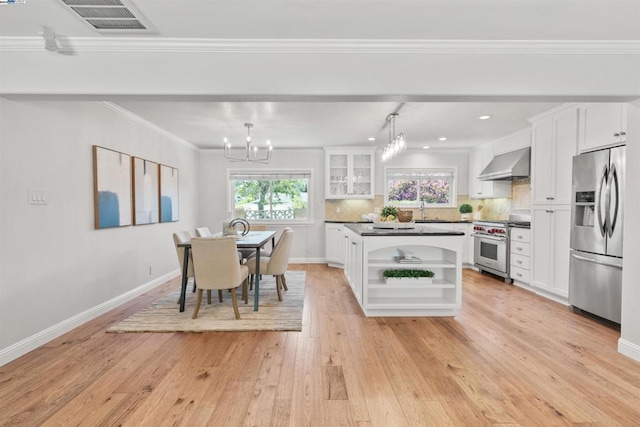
[569,145,625,324]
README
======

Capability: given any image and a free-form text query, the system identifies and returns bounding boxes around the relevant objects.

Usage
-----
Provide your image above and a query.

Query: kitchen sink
[414,220,449,223]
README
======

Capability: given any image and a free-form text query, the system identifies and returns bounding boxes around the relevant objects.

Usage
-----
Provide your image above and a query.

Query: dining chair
[173,231,197,297]
[195,226,213,237]
[246,227,292,290]
[190,236,249,319]
[196,226,243,266]
[244,228,294,301]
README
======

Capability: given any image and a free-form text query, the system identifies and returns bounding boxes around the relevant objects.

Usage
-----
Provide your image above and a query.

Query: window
[385,167,457,208]
[229,170,311,222]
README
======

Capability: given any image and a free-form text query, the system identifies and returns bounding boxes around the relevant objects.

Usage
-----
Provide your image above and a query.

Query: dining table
[177,230,276,312]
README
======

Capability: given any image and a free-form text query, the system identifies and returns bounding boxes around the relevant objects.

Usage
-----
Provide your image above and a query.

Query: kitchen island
[343,223,464,317]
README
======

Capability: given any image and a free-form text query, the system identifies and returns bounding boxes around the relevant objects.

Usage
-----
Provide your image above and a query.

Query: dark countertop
[344,223,465,237]
[325,220,472,224]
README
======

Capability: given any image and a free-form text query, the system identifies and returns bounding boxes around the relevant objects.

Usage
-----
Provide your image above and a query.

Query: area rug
[107,271,306,333]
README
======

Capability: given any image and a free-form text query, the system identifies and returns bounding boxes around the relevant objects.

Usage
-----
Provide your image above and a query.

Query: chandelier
[223,123,273,163]
[381,113,406,162]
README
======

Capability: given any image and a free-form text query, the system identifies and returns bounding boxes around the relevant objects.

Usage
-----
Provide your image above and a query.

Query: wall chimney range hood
[478,147,530,181]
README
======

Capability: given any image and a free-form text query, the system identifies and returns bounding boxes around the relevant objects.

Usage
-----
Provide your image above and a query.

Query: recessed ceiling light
[438,137,447,141]
[479,115,492,120]
[368,137,376,141]
[422,146,430,149]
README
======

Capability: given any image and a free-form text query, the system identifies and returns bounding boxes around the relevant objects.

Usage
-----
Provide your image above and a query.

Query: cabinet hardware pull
[517,247,523,251]
[518,235,523,239]
[614,133,620,137]
[517,273,522,277]
[546,209,554,213]
[517,260,522,264]
[546,197,554,200]
[352,242,356,245]
[620,131,626,136]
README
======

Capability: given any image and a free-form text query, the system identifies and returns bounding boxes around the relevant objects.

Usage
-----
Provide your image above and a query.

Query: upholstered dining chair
[246,227,293,290]
[237,224,267,261]
[190,236,249,319]
[195,227,212,237]
[173,231,196,297]
[244,228,294,301]
[196,226,243,266]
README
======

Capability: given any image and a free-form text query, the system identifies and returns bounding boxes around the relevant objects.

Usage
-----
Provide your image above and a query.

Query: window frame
[227,168,314,225]
[383,166,458,208]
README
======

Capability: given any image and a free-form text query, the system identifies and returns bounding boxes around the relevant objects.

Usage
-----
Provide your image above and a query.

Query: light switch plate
[29,190,48,205]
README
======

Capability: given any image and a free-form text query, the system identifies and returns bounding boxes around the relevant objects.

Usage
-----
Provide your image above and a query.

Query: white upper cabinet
[325,148,375,199]
[530,105,579,205]
[579,103,628,153]
[468,145,511,199]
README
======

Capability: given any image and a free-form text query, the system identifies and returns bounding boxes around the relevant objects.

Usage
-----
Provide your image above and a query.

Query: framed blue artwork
[132,157,159,225]
[93,146,132,229]
[159,164,179,222]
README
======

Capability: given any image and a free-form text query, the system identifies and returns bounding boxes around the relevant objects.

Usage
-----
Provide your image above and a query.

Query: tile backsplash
[325,178,531,222]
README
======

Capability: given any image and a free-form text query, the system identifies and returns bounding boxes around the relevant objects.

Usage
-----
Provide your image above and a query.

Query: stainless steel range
[472,220,511,282]
[472,213,531,283]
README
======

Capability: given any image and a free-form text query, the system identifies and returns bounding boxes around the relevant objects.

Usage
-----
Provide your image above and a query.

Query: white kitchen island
[343,223,465,317]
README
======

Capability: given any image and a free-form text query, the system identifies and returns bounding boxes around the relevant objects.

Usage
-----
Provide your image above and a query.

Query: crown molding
[100,102,199,151]
[1,37,640,55]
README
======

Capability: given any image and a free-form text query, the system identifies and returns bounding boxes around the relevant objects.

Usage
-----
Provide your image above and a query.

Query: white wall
[619,99,640,361]
[197,149,326,262]
[0,99,199,360]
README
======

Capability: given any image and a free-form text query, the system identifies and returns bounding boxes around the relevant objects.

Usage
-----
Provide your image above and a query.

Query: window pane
[231,173,310,222]
[234,179,272,220]
[420,178,450,205]
[385,167,456,207]
[388,179,418,205]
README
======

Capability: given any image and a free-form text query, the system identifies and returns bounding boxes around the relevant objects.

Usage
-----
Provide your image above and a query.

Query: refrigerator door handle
[597,164,608,238]
[571,253,622,269]
[608,163,619,238]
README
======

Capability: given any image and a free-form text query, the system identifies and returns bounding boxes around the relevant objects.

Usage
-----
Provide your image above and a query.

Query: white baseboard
[0,269,180,367]
[618,338,640,362]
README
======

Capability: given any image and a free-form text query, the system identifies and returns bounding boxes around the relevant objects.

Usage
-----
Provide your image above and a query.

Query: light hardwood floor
[1,265,639,426]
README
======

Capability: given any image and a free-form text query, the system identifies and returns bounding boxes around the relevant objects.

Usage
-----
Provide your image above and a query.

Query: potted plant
[383,269,435,284]
[459,203,473,221]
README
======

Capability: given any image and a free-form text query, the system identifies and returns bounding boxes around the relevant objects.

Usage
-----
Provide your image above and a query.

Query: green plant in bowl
[380,205,399,221]
[383,269,434,278]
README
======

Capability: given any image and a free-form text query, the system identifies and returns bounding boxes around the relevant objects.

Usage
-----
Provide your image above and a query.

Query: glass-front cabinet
[325,148,376,199]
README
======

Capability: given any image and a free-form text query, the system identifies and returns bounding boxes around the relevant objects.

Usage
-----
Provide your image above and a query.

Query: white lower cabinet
[344,230,363,303]
[531,205,571,301]
[510,228,531,285]
[325,223,346,267]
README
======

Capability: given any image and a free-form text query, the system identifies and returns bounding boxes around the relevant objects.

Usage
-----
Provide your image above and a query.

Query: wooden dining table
[177,230,276,312]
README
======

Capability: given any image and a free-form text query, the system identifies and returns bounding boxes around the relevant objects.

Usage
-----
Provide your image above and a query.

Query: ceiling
[114,101,560,150]
[1,0,636,150]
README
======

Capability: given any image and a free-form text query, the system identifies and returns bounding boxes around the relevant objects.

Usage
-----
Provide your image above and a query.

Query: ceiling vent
[60,0,155,33]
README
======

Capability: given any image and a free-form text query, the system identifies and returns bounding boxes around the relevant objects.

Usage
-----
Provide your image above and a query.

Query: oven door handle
[471,233,507,242]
